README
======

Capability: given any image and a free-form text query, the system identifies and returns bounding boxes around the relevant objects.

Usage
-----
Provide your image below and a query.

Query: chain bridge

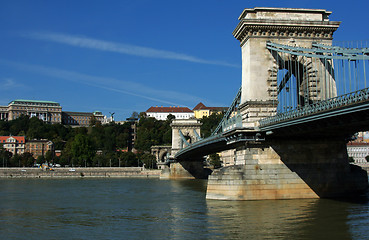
[168,8,369,200]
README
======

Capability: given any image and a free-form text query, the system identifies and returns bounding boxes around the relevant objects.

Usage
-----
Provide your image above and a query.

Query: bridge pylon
[206,7,368,200]
[170,119,202,157]
[161,119,210,179]
[233,7,340,127]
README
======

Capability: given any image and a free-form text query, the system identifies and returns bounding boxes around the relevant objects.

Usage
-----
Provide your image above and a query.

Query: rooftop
[146,106,193,113]
[193,102,227,112]
[0,136,25,142]
[9,99,60,106]
[63,111,94,116]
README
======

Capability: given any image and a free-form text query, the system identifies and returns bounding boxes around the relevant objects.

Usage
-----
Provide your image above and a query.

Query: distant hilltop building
[62,111,104,127]
[192,102,227,119]
[0,99,108,127]
[146,106,194,120]
[0,99,62,123]
[145,103,227,121]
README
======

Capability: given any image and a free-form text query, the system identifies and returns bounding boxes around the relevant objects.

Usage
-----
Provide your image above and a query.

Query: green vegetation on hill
[0,115,139,167]
[135,114,172,152]
[200,112,224,138]
[0,112,223,168]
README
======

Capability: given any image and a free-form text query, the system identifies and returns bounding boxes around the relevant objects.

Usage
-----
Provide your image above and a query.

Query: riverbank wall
[0,167,161,178]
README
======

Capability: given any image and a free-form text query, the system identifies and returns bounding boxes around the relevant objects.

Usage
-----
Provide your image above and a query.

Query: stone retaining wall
[0,167,161,178]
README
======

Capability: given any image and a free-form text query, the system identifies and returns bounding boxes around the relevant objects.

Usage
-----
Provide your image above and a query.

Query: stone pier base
[206,139,368,200]
[160,162,211,179]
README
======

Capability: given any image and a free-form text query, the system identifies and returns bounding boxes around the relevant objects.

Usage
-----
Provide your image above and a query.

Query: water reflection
[0,179,368,240]
[206,198,357,240]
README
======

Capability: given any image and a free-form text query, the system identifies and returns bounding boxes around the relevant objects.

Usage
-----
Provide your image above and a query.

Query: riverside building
[25,139,54,158]
[0,136,25,155]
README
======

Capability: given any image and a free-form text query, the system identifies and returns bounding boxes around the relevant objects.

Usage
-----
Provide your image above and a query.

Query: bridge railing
[221,111,243,132]
[259,87,369,127]
[211,86,242,136]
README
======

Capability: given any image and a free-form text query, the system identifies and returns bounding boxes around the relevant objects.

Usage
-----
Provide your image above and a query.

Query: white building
[347,143,369,163]
[146,106,194,120]
[0,136,26,155]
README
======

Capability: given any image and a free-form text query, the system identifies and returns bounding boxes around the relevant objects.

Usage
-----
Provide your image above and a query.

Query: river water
[0,178,369,240]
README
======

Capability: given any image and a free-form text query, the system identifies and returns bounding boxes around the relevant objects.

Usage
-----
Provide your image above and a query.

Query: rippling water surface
[0,178,369,240]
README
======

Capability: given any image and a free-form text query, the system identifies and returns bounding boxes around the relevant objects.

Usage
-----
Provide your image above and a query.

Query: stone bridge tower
[161,119,208,179]
[170,119,202,157]
[206,8,368,200]
[232,8,340,127]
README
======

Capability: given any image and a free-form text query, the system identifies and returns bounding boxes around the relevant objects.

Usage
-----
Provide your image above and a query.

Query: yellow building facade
[192,103,227,119]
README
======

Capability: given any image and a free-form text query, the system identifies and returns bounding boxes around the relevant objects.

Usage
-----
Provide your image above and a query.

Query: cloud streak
[22,31,239,68]
[0,59,206,107]
[0,78,27,90]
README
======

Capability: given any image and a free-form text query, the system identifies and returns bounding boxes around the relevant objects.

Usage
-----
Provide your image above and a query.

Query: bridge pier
[160,161,211,179]
[206,138,368,200]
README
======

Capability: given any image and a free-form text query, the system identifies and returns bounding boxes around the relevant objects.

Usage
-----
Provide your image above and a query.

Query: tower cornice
[233,8,341,46]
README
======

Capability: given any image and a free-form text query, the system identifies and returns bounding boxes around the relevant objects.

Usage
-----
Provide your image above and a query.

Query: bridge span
[168,7,369,200]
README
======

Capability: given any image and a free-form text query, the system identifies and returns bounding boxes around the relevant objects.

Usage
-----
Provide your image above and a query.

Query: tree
[9,115,30,136]
[139,153,157,169]
[200,113,224,138]
[166,114,175,122]
[92,154,107,167]
[135,117,172,152]
[129,111,139,120]
[71,134,95,167]
[20,152,35,167]
[45,150,53,162]
[60,140,73,166]
[27,117,46,139]
[37,155,45,165]
[0,147,12,167]
[120,152,138,167]
[9,154,21,167]
[208,153,221,169]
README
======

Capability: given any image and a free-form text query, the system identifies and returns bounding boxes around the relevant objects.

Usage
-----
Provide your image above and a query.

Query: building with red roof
[0,136,26,155]
[192,102,227,119]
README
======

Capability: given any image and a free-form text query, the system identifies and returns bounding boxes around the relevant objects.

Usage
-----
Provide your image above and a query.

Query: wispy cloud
[0,59,206,107]
[21,31,239,68]
[0,78,27,90]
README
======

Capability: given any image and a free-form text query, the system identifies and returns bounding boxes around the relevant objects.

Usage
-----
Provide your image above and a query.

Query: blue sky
[1,0,368,120]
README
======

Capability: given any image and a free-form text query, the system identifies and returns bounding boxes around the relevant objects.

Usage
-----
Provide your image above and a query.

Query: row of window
[2,144,24,148]
[1,140,24,143]
[12,102,59,107]
[11,106,60,111]
[149,113,194,120]
[64,119,89,124]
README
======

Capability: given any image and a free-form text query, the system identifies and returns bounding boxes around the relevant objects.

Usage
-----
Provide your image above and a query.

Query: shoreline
[0,167,162,178]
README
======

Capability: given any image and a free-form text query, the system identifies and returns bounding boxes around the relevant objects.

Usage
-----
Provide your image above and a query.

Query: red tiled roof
[347,141,369,146]
[193,102,227,112]
[0,136,25,143]
[193,102,206,110]
[146,106,193,113]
